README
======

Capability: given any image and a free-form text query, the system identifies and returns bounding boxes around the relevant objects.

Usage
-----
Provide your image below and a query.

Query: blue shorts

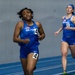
[61,36,75,45]
[20,45,39,58]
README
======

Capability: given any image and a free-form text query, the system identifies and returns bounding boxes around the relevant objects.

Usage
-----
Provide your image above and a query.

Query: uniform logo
[66,22,70,27]
[26,27,30,31]
[63,19,66,23]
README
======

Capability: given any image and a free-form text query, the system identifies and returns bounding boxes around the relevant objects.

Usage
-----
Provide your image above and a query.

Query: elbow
[13,39,16,42]
[13,38,17,43]
[41,34,45,40]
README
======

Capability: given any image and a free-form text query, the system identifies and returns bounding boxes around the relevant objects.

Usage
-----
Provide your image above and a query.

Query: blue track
[0,54,75,75]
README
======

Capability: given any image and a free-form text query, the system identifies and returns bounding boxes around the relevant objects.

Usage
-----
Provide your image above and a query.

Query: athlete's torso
[62,15,75,37]
[19,20,39,47]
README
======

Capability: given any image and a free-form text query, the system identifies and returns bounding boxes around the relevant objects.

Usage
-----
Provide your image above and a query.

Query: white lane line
[0,56,72,70]
[6,62,75,75]
[54,70,75,75]
[0,65,21,69]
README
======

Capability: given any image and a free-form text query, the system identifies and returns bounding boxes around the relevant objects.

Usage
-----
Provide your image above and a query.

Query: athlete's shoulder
[35,22,41,25]
[62,16,65,20]
[35,22,42,27]
[72,15,75,19]
[71,15,75,23]
[17,21,24,25]
[16,21,24,28]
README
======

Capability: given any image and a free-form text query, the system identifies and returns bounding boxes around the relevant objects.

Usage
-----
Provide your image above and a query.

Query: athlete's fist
[54,31,59,36]
[23,39,30,44]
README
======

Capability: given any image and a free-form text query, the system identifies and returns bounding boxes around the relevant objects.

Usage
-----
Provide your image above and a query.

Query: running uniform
[19,21,40,58]
[62,15,75,45]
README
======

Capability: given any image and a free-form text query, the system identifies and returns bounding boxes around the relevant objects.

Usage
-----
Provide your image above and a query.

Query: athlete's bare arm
[13,21,30,44]
[54,16,64,36]
[36,22,45,40]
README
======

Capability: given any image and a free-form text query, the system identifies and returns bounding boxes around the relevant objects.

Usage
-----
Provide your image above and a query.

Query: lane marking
[0,56,73,69]
[54,70,75,75]
[6,62,75,75]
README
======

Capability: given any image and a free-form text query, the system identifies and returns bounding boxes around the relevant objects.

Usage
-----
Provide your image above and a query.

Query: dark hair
[17,7,33,19]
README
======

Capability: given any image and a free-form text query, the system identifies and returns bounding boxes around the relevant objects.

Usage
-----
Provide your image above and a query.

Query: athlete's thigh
[27,53,38,70]
[69,45,75,58]
[61,42,69,54]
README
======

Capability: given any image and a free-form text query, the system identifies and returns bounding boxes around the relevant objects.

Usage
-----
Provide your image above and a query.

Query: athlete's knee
[62,52,67,57]
[27,66,34,74]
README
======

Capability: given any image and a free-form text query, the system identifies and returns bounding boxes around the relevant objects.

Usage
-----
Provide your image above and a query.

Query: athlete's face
[66,5,74,14]
[22,9,33,21]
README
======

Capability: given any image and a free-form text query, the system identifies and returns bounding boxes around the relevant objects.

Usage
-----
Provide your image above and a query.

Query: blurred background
[0,0,75,64]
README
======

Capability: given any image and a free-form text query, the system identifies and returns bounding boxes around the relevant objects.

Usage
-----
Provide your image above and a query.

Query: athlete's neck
[26,20,33,26]
[66,14,72,19]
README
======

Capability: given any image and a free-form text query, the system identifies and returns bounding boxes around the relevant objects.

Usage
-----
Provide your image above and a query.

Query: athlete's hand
[54,31,59,36]
[65,26,71,30]
[23,39,30,44]
[38,36,42,40]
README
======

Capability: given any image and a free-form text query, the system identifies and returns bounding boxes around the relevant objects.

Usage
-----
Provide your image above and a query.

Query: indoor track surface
[0,54,75,75]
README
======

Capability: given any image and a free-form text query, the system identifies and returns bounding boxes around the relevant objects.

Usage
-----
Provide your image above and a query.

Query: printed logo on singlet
[26,27,30,31]
[25,26,38,35]
[63,20,66,23]
[66,22,70,27]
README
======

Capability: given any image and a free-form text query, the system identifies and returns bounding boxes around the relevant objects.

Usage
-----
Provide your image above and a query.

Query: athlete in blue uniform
[13,7,45,75]
[54,4,75,74]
